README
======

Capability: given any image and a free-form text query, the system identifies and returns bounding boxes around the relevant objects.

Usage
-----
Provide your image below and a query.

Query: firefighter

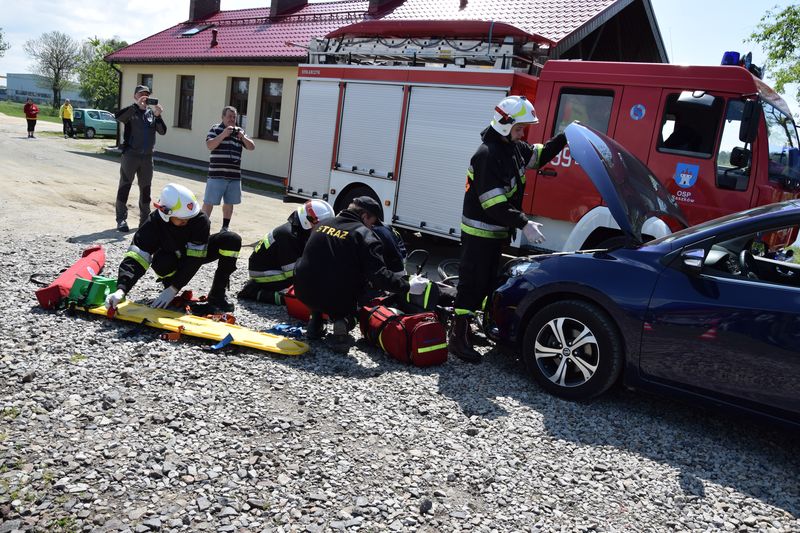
[451,95,568,364]
[238,199,334,304]
[104,183,242,312]
[294,196,428,341]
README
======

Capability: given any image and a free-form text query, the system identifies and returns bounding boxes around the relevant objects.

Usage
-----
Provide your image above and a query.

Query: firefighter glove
[523,221,546,244]
[151,286,178,309]
[105,289,126,310]
[408,274,430,296]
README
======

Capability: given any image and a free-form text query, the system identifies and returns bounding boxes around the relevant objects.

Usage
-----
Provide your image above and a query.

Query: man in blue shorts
[202,106,255,232]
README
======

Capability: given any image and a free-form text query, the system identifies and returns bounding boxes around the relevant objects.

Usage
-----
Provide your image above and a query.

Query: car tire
[522,300,623,400]
[85,128,95,139]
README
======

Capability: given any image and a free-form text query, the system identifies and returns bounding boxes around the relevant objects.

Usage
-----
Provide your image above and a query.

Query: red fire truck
[286,21,800,251]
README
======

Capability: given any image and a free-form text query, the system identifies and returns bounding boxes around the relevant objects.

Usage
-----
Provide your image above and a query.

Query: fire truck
[285,20,800,251]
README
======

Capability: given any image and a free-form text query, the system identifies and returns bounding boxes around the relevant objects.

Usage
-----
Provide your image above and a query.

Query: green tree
[78,37,127,110]
[750,4,800,111]
[23,31,81,107]
[0,28,9,58]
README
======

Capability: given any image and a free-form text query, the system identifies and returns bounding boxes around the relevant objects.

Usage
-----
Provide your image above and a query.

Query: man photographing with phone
[201,106,255,233]
[114,85,167,232]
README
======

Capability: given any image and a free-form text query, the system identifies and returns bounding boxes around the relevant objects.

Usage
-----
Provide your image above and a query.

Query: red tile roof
[379,0,618,43]
[108,1,371,62]
[107,0,618,63]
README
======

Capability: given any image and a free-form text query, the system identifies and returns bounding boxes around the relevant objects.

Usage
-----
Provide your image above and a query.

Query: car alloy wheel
[85,127,95,139]
[522,300,623,400]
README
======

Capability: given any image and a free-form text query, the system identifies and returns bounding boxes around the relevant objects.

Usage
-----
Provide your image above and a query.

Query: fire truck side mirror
[730,146,751,168]
[739,99,761,144]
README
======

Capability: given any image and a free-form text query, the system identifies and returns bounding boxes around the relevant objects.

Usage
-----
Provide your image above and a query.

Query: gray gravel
[1,233,799,532]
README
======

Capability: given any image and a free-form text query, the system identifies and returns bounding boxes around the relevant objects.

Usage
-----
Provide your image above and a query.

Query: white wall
[119,64,298,179]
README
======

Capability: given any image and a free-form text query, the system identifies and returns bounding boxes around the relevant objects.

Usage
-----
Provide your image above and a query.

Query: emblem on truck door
[630,104,646,120]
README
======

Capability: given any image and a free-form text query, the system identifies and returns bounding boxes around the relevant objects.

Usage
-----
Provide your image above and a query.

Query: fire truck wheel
[337,186,382,219]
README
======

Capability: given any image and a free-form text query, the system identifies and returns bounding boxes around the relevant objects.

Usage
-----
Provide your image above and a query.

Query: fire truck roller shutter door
[288,80,340,199]
[394,86,507,236]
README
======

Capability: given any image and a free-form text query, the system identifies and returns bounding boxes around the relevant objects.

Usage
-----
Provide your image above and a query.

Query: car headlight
[505,258,540,277]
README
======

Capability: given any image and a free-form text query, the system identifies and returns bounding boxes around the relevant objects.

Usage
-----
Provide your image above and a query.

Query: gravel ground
[1,118,800,532]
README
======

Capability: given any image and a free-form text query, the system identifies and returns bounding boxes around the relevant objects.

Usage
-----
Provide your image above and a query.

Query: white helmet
[154,183,200,222]
[296,199,334,230]
[490,95,538,136]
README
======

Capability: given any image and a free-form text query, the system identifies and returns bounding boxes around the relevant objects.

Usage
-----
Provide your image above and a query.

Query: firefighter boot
[207,270,235,312]
[449,315,482,364]
[306,312,325,340]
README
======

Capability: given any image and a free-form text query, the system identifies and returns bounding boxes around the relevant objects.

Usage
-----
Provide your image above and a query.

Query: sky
[1,0,797,114]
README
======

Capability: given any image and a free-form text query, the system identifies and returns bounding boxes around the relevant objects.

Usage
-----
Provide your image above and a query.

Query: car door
[98,111,117,135]
[640,224,800,419]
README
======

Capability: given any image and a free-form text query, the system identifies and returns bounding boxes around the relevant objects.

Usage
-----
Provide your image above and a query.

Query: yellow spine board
[86,300,308,356]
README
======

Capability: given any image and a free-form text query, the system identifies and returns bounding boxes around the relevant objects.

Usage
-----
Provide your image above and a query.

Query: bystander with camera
[113,85,166,232]
[201,106,255,233]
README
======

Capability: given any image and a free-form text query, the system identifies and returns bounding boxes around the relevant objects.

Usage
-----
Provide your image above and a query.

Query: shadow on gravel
[67,228,129,244]
[436,344,800,518]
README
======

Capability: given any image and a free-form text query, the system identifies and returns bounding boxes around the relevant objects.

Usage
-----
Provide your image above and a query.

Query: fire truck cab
[285,21,800,251]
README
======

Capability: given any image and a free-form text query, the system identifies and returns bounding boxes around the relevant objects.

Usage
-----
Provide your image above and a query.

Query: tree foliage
[750,4,800,108]
[78,37,127,110]
[24,31,81,107]
[0,28,9,58]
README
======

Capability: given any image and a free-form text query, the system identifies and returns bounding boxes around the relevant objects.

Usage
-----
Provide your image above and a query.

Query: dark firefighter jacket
[461,127,567,239]
[248,211,309,284]
[294,209,410,317]
[117,211,210,293]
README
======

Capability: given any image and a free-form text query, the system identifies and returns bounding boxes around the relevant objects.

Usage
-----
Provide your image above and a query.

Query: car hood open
[564,123,688,244]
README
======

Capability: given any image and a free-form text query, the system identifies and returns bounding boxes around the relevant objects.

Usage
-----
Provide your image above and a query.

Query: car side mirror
[681,248,705,274]
[730,146,751,168]
[739,99,760,144]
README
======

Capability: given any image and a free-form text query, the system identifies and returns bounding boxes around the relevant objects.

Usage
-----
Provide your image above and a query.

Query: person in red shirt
[23,98,39,139]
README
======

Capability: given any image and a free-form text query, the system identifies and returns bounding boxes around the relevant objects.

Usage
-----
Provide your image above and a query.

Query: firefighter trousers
[152,231,241,291]
[453,233,504,314]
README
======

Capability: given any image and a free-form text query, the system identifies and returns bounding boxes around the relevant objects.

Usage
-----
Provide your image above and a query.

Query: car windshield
[649,200,800,244]
[763,101,800,181]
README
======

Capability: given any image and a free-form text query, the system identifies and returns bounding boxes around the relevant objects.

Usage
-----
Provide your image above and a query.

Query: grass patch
[70,353,87,364]
[0,100,62,123]
[245,179,284,195]
[1,407,20,419]
[49,516,78,532]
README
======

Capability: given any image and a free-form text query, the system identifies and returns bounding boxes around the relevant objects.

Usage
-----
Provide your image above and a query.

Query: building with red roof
[106,0,665,181]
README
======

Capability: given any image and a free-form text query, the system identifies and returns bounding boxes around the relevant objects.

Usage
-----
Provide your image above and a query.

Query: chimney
[368,0,402,15]
[270,0,307,20]
[189,0,220,21]
[211,28,218,47]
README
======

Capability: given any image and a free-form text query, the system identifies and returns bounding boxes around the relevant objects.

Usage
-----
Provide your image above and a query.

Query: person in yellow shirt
[59,99,74,139]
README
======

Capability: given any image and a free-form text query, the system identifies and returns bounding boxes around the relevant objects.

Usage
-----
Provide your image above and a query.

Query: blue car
[490,124,800,427]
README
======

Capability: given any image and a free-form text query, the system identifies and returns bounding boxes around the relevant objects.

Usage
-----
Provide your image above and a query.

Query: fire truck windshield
[763,101,800,182]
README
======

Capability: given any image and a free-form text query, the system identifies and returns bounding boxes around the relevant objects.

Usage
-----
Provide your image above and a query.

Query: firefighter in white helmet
[451,95,568,364]
[238,199,335,304]
[105,182,242,311]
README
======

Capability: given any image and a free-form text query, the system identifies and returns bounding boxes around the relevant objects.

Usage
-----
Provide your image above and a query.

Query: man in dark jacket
[452,95,568,364]
[294,196,427,341]
[238,200,334,304]
[114,85,167,233]
[104,183,241,312]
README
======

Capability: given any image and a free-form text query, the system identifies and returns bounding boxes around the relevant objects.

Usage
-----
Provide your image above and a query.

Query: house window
[553,89,614,135]
[258,79,282,141]
[230,77,249,128]
[139,74,153,91]
[177,75,194,129]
